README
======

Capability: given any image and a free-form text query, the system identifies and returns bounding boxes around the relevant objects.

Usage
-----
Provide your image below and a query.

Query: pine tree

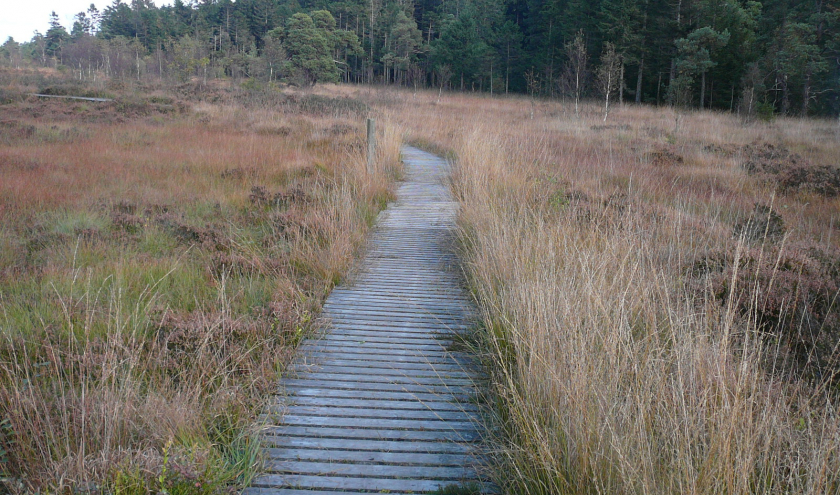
[776,22,828,115]
[431,9,490,90]
[674,26,730,107]
[45,12,70,62]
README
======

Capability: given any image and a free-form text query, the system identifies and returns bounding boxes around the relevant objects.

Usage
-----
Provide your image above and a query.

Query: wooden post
[366,118,376,174]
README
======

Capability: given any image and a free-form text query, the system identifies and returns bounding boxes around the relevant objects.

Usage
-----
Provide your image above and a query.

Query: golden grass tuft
[365,87,840,494]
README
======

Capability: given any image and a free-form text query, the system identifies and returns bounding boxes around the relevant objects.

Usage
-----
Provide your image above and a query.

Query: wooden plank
[289,358,475,372]
[288,364,472,379]
[324,312,472,325]
[279,387,471,403]
[305,340,449,352]
[344,282,462,292]
[320,328,451,340]
[278,406,479,422]
[28,93,113,102]
[326,298,473,312]
[312,333,450,346]
[327,293,471,305]
[329,289,469,303]
[262,436,472,454]
[280,378,472,395]
[342,284,463,296]
[265,448,471,466]
[245,489,417,495]
[299,351,468,366]
[261,425,480,442]
[327,319,470,331]
[325,323,456,336]
[349,277,455,286]
[251,474,452,492]
[263,460,475,479]
[323,303,472,318]
[300,345,456,359]
[285,396,478,412]
[329,293,461,304]
[323,313,469,327]
[279,415,476,431]
[325,300,471,312]
[284,371,475,387]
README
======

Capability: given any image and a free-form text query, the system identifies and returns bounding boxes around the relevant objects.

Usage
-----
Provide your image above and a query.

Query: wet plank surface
[245,146,492,494]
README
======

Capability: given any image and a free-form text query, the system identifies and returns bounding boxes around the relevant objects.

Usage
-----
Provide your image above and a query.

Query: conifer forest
[1,0,839,117]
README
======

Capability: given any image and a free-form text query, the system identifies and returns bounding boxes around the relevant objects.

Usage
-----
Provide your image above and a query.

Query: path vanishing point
[245,146,492,494]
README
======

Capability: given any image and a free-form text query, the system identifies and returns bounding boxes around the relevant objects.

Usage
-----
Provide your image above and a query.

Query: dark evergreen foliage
[3,0,838,116]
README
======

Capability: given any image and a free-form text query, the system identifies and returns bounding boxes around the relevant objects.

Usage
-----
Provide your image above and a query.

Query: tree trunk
[708,78,713,108]
[700,70,706,108]
[635,55,644,104]
[656,71,662,105]
[619,62,625,105]
[802,71,812,115]
[781,75,790,115]
[604,72,612,122]
[506,41,510,94]
[730,83,735,112]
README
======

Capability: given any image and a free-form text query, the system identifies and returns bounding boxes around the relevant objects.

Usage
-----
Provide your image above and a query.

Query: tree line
[1,0,838,116]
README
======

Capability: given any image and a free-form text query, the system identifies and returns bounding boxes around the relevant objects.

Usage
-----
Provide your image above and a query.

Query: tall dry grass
[368,88,840,493]
[0,84,401,493]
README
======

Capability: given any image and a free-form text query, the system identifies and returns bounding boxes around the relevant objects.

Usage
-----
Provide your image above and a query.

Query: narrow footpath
[245,146,491,494]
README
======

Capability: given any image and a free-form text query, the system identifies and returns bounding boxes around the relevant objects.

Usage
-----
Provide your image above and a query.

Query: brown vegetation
[0,74,401,493]
[360,86,840,493]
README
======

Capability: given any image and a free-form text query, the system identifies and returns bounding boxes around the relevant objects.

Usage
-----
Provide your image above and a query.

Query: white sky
[0,1,173,44]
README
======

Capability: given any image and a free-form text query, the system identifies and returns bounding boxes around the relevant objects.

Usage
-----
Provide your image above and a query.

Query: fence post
[366,118,376,174]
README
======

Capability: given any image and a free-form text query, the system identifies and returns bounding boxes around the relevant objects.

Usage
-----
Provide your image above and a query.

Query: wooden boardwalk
[245,146,490,494]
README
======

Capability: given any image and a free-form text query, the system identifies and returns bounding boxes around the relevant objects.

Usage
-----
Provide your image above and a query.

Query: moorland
[2,66,840,494]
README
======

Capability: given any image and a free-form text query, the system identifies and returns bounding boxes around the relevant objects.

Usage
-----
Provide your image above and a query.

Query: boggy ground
[352,86,840,494]
[0,74,401,493]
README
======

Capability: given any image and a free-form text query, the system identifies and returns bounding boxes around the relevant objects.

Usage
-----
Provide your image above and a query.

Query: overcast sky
[1,1,173,44]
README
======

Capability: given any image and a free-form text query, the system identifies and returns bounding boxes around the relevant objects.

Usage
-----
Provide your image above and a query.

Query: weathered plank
[28,93,113,102]
[298,351,470,365]
[287,364,473,379]
[285,396,478,411]
[305,340,450,352]
[251,474,456,492]
[279,415,476,431]
[287,358,475,372]
[265,448,472,466]
[263,460,476,479]
[279,387,470,402]
[261,425,481,442]
[280,372,475,387]
[263,436,474,454]
[308,333,451,346]
[280,378,472,394]
[278,405,479,422]
[245,489,416,495]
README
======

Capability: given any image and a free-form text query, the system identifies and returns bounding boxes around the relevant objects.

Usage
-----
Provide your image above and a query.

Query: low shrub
[733,203,786,242]
[691,243,840,384]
